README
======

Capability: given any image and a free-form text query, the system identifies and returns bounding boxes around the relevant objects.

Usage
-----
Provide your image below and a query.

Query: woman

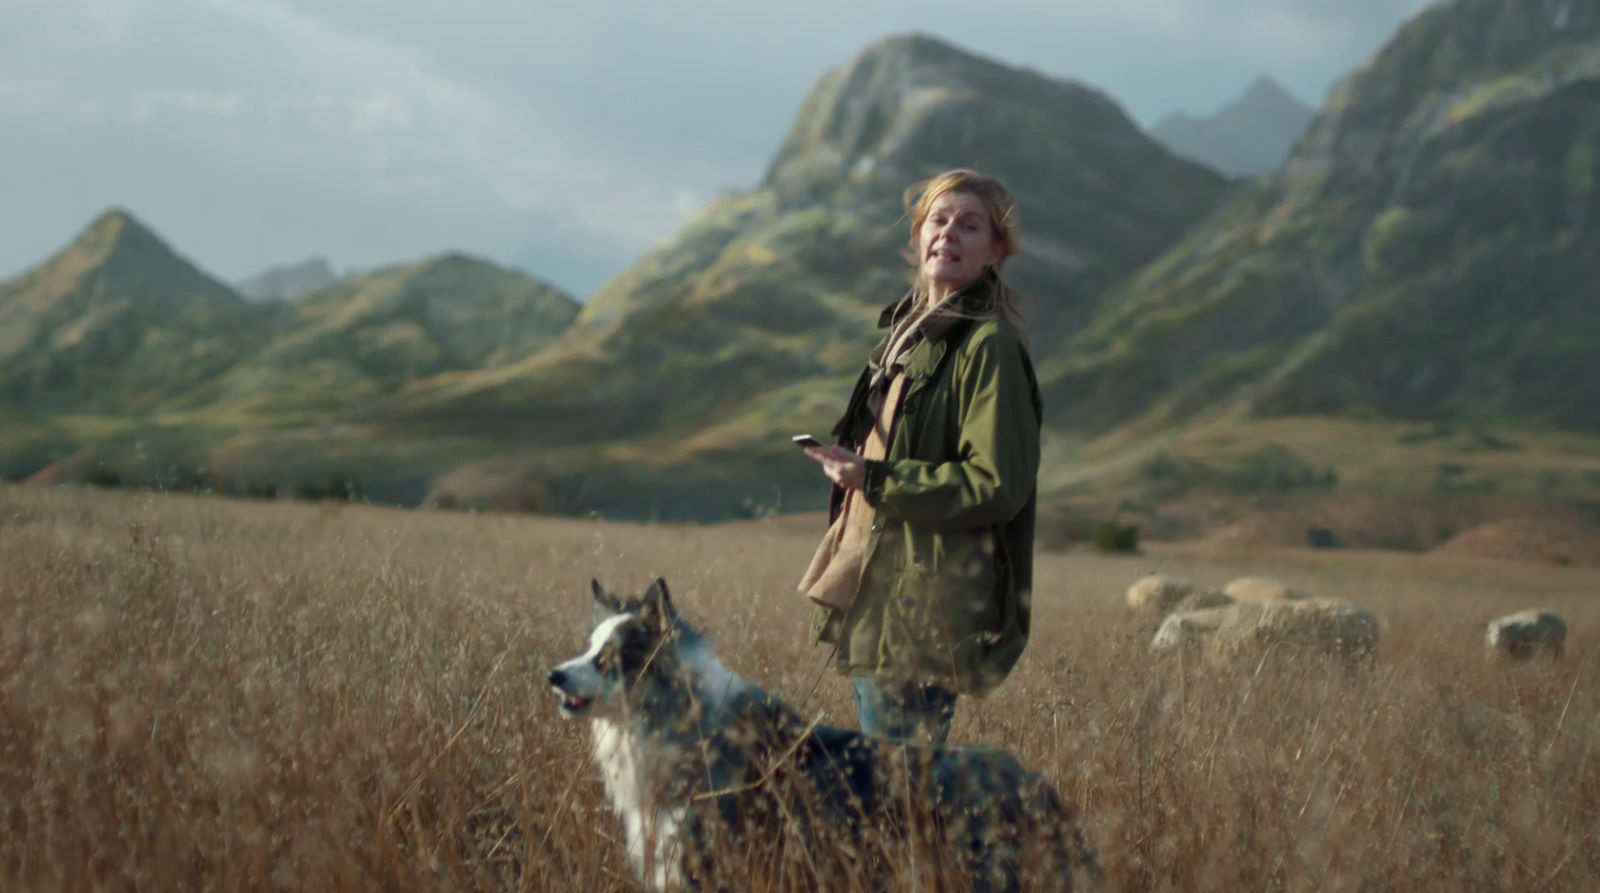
[798,169,1042,744]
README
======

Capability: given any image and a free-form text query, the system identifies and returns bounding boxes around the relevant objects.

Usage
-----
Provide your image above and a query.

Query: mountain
[390,33,1230,517]
[0,213,581,497]
[1036,0,1600,484]
[237,257,339,301]
[1150,76,1316,178]
[577,34,1226,346]
[200,253,580,414]
[0,209,275,412]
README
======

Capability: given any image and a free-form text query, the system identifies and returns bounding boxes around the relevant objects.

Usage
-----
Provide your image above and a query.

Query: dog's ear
[638,577,676,634]
[591,579,622,620]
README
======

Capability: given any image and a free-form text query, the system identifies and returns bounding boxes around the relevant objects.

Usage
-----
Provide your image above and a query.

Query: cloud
[1,0,1439,294]
[1,0,716,290]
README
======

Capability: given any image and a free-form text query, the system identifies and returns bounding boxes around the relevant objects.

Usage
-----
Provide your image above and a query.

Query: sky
[0,0,1435,299]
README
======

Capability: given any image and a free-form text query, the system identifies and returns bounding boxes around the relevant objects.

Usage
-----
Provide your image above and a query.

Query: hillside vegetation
[0,214,579,502]
[203,253,580,416]
[1042,0,1600,436]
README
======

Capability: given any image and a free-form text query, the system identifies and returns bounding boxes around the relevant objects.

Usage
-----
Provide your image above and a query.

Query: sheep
[1126,574,1232,617]
[1223,576,1307,603]
[1151,598,1380,668]
[1485,609,1566,660]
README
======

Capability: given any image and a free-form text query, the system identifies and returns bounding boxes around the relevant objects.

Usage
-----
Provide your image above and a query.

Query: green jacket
[811,272,1042,695]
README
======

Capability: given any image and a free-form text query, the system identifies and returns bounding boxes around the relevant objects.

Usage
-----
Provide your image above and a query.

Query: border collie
[547,578,1100,892]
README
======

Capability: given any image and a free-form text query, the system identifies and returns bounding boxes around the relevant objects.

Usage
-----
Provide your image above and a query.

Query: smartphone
[791,434,824,448]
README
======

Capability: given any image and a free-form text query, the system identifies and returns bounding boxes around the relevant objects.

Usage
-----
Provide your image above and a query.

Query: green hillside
[0,218,579,500]
[0,210,281,413]
[197,253,579,417]
[1041,0,1600,437]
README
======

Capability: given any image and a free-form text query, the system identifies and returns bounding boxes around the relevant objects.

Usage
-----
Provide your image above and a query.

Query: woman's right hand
[803,445,868,492]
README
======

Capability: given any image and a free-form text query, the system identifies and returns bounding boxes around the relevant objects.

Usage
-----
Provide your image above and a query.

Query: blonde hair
[902,169,1025,332]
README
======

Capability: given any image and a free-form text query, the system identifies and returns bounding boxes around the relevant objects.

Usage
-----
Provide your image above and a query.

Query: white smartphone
[791,434,824,448]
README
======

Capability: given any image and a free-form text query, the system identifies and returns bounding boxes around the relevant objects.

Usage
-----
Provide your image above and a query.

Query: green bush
[82,464,123,489]
[294,470,364,502]
[167,466,216,493]
[1225,445,1339,492]
[1094,519,1141,554]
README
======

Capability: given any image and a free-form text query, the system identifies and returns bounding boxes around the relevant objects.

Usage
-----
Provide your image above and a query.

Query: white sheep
[1151,597,1380,667]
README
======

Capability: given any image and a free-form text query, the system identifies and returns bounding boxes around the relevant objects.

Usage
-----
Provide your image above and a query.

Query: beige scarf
[797,296,943,611]
[796,371,908,610]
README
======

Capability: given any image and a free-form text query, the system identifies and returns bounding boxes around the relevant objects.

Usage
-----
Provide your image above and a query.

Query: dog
[547,577,1100,892]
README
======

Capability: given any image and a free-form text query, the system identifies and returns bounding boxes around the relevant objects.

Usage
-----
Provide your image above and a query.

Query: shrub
[1307,526,1343,549]
[1226,445,1339,492]
[167,466,216,493]
[82,464,122,489]
[294,470,364,502]
[1094,519,1141,554]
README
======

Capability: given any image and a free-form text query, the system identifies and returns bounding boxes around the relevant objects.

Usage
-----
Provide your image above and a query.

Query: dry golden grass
[3,482,1599,891]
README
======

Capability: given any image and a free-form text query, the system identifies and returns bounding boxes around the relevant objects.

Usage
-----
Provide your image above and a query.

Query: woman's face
[918,190,1001,293]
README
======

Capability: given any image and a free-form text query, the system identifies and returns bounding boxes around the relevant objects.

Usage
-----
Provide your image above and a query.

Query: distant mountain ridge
[237,257,338,302]
[1151,76,1315,177]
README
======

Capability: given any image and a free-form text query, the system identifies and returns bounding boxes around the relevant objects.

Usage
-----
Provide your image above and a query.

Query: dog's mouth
[555,692,594,716]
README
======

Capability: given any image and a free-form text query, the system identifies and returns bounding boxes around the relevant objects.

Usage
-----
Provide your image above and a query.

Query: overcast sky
[1,0,1434,298]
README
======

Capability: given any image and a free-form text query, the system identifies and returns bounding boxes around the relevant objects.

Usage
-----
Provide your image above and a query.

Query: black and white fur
[548,578,1100,892]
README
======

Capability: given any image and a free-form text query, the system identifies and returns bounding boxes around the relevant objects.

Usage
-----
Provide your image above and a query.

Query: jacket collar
[875,267,1002,336]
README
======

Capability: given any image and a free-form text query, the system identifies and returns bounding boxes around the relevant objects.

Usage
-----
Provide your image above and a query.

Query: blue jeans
[851,677,957,744]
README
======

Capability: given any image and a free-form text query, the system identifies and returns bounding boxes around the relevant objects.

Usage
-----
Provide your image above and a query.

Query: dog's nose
[547,669,566,687]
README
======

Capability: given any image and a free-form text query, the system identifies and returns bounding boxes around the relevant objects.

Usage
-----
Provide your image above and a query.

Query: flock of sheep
[1127,573,1568,666]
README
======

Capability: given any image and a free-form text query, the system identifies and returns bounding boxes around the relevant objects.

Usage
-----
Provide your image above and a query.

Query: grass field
[3,483,1598,890]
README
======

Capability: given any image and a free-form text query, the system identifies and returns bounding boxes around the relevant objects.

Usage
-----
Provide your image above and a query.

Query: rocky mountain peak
[1238,76,1304,112]
[5,207,242,314]
[1150,75,1314,177]
[71,208,178,270]
[762,32,1132,194]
